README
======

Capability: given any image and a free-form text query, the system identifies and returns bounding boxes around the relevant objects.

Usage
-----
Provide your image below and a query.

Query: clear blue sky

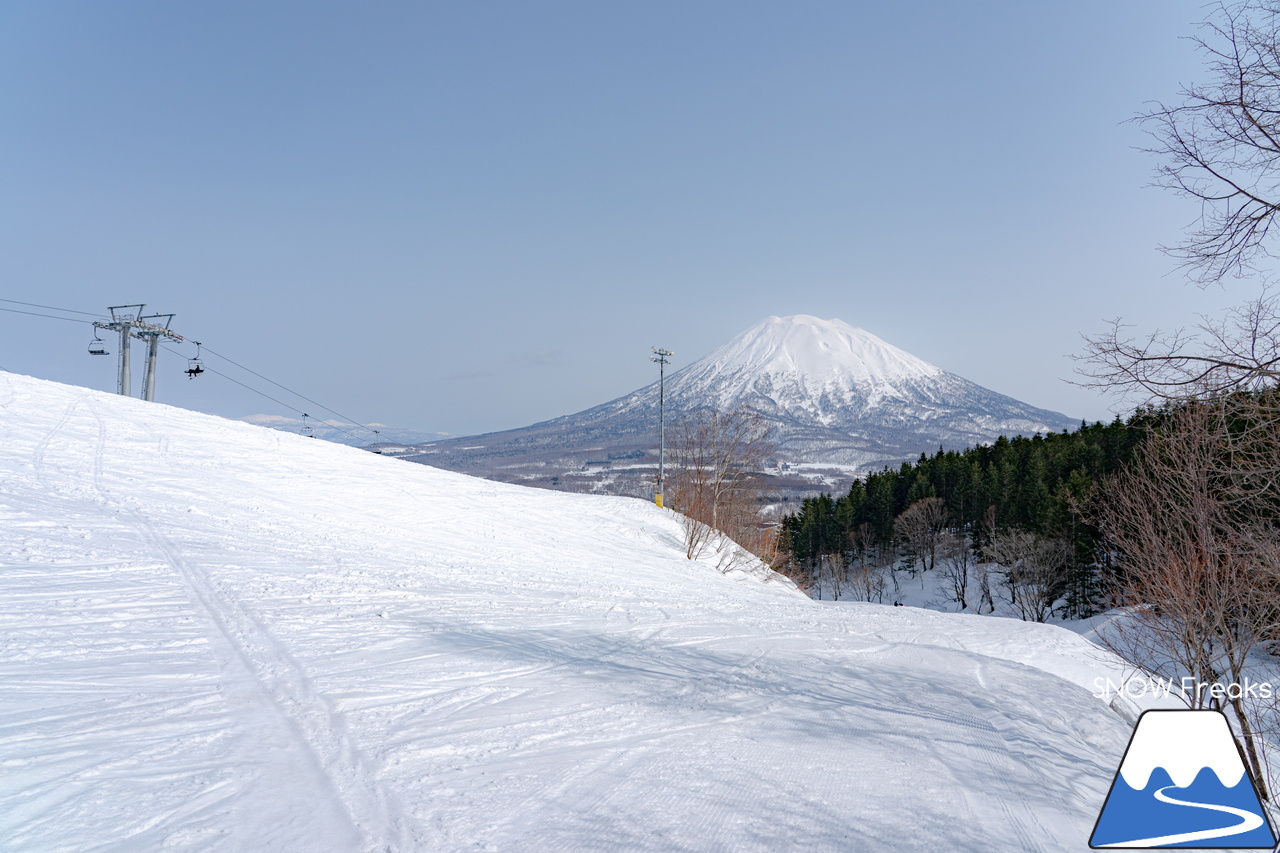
[0,0,1247,436]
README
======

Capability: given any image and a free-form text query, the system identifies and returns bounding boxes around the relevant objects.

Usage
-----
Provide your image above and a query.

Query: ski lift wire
[0,298,102,317]
[0,306,93,324]
[2,297,383,442]
[198,344,381,437]
[157,343,372,443]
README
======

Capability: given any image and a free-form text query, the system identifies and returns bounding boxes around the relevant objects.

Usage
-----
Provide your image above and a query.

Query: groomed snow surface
[2,372,1141,852]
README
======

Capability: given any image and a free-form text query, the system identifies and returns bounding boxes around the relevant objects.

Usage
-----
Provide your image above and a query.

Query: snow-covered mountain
[617,314,1076,457]
[0,369,1138,851]
[410,315,1078,494]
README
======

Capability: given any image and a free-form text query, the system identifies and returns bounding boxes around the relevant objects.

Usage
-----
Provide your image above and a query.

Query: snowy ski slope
[0,371,1137,852]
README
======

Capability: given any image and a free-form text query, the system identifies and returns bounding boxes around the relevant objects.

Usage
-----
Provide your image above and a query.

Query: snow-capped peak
[659,314,944,414]
[693,315,942,387]
[416,314,1077,480]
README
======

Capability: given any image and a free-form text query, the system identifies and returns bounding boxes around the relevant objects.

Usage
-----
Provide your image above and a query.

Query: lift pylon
[93,305,186,401]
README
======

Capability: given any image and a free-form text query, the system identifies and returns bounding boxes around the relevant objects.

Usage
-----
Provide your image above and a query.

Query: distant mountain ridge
[405,315,1078,495]
[239,414,452,447]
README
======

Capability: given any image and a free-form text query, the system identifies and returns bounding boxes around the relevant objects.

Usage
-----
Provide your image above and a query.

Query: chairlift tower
[94,305,186,400]
[650,347,673,507]
[95,305,143,396]
[135,313,184,401]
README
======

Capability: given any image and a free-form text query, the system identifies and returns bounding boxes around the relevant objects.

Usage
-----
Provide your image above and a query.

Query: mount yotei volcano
[633,315,1076,455]
[405,315,1078,494]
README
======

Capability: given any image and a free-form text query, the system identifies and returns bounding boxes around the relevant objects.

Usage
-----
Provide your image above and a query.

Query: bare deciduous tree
[1084,4,1280,797]
[1139,1,1280,285]
[669,407,775,565]
[1097,397,1280,799]
[816,553,845,601]
[841,522,886,603]
[938,530,974,610]
[1079,289,1280,402]
[986,528,1071,623]
[975,506,998,614]
[771,545,814,592]
[894,496,948,574]
[849,561,888,604]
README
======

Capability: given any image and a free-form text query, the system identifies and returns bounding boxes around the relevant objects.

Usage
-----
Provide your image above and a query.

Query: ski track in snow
[0,373,1142,852]
[96,400,416,853]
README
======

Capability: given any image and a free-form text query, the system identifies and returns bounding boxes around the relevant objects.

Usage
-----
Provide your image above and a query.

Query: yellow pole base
[655,493,663,508]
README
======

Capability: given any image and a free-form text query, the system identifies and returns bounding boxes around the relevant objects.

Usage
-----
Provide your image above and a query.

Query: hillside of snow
[2,371,1137,852]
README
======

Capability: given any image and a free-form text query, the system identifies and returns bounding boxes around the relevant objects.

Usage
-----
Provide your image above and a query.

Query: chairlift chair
[88,331,109,356]
[185,342,205,379]
[300,414,315,438]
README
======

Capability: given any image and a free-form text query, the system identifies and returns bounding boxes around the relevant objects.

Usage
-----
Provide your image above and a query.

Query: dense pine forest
[778,417,1148,618]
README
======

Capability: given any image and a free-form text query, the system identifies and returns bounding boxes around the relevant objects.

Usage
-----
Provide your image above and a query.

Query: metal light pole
[650,347,672,507]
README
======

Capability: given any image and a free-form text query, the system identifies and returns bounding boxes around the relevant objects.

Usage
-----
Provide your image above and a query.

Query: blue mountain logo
[1091,709,1277,848]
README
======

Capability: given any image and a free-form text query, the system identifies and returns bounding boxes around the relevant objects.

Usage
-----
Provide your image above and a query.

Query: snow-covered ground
[0,371,1154,851]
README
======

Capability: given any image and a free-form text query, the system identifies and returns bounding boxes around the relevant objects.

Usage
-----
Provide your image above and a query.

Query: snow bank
[0,371,1134,852]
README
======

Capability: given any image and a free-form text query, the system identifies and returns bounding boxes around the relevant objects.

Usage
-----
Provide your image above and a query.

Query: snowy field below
[0,372,1163,851]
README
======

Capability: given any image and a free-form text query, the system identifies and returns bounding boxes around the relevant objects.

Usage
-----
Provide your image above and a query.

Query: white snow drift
[0,371,1140,852]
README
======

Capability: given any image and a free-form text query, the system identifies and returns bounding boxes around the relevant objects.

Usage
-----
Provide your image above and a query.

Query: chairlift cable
[1,298,384,442]
[0,306,92,324]
[0,298,101,317]
[198,344,382,437]
[157,343,372,443]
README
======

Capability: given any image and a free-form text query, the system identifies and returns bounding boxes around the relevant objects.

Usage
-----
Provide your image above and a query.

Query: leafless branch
[1096,396,1280,798]
[1140,1,1280,284]
[668,407,776,567]
[1075,286,1280,403]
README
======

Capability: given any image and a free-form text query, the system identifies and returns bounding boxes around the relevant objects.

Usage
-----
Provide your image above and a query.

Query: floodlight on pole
[650,347,673,507]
